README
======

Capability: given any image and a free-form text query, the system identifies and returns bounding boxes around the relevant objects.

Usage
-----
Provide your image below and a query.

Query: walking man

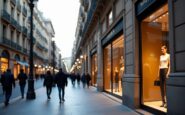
[55,68,68,103]
[43,71,53,100]
[1,69,15,106]
[17,69,28,99]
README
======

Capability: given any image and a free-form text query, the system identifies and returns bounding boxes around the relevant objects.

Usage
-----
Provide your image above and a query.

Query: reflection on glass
[91,53,97,86]
[104,45,111,93]
[103,35,124,96]
[141,3,169,112]
[0,58,9,72]
[112,36,124,96]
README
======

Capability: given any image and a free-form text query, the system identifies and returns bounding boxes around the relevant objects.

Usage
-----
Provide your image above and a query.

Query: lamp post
[27,0,38,99]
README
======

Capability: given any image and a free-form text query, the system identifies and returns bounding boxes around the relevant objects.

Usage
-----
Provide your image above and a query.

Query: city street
[0,80,139,115]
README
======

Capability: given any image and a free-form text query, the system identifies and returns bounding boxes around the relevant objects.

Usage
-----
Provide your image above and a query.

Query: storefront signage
[136,0,156,15]
[102,20,123,46]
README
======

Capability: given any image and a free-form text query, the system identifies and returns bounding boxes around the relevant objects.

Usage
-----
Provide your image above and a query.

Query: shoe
[160,103,165,107]
[62,98,65,101]
[164,103,167,108]
[4,101,9,106]
[48,96,51,99]
[59,100,62,103]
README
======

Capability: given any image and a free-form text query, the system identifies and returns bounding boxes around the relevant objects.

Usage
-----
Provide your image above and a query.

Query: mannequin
[159,45,170,108]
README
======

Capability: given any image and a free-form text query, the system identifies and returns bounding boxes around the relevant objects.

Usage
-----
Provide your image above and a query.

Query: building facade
[0,0,55,78]
[72,0,185,114]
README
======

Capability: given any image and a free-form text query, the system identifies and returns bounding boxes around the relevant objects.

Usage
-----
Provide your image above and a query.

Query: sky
[37,0,80,58]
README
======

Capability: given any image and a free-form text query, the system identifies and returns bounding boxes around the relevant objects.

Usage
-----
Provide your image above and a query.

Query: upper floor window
[17,13,20,22]
[11,7,15,17]
[108,10,113,26]
[16,33,20,44]
[23,17,25,26]
[102,19,106,34]
[3,25,7,37]
[3,0,7,9]
[11,30,14,41]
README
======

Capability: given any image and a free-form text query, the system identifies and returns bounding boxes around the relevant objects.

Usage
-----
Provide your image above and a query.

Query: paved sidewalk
[0,82,139,115]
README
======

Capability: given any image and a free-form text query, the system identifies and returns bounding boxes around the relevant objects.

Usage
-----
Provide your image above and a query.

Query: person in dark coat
[86,73,91,88]
[76,73,81,86]
[43,71,53,99]
[55,68,68,103]
[1,69,15,106]
[70,72,76,87]
[17,69,28,98]
[0,71,6,95]
[81,73,86,88]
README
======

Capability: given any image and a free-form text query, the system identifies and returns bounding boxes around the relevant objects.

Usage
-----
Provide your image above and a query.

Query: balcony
[11,41,17,49]
[2,37,11,46]
[10,17,17,28]
[17,3,22,12]
[23,48,27,54]
[10,0,16,6]
[84,0,89,12]
[22,26,28,35]
[16,22,22,32]
[17,44,22,51]
[23,6,27,16]
[76,0,97,54]
[1,10,11,23]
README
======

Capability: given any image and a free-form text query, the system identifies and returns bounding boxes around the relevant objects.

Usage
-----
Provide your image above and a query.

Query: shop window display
[91,54,97,86]
[0,58,9,73]
[141,3,169,112]
[103,35,124,96]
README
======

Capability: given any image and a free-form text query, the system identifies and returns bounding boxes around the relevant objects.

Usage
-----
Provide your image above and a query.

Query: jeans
[57,86,65,101]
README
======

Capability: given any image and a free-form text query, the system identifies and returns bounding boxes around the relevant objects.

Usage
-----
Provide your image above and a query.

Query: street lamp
[27,0,38,99]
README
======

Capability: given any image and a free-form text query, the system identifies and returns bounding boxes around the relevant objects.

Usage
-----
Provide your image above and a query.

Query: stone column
[97,16,103,91]
[87,45,91,74]
[167,0,185,114]
[122,0,140,109]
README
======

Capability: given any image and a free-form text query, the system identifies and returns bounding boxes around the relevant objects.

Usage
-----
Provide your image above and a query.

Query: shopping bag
[154,80,160,86]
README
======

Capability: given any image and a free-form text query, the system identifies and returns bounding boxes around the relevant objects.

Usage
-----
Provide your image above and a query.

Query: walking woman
[43,71,53,100]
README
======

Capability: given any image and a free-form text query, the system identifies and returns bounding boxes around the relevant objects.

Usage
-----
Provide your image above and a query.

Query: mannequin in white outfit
[159,45,170,108]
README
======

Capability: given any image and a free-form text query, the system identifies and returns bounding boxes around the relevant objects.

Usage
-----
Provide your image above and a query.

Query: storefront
[14,54,21,79]
[136,0,169,113]
[101,18,124,97]
[0,50,9,73]
[91,52,97,87]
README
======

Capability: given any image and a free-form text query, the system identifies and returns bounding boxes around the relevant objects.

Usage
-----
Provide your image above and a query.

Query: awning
[17,61,29,67]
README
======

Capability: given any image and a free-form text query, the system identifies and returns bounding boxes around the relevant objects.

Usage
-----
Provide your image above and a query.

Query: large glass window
[108,10,113,26]
[0,58,9,72]
[103,35,124,96]
[141,3,169,112]
[112,37,124,96]
[91,53,97,86]
[104,45,112,93]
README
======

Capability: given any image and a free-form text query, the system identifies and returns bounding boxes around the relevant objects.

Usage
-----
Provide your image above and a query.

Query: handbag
[154,80,160,86]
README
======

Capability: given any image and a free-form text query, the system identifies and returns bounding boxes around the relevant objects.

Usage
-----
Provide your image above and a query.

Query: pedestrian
[86,73,91,88]
[17,69,28,99]
[0,71,6,95]
[76,73,81,86]
[70,72,76,87]
[55,68,68,103]
[43,71,53,100]
[81,73,86,88]
[1,69,15,106]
